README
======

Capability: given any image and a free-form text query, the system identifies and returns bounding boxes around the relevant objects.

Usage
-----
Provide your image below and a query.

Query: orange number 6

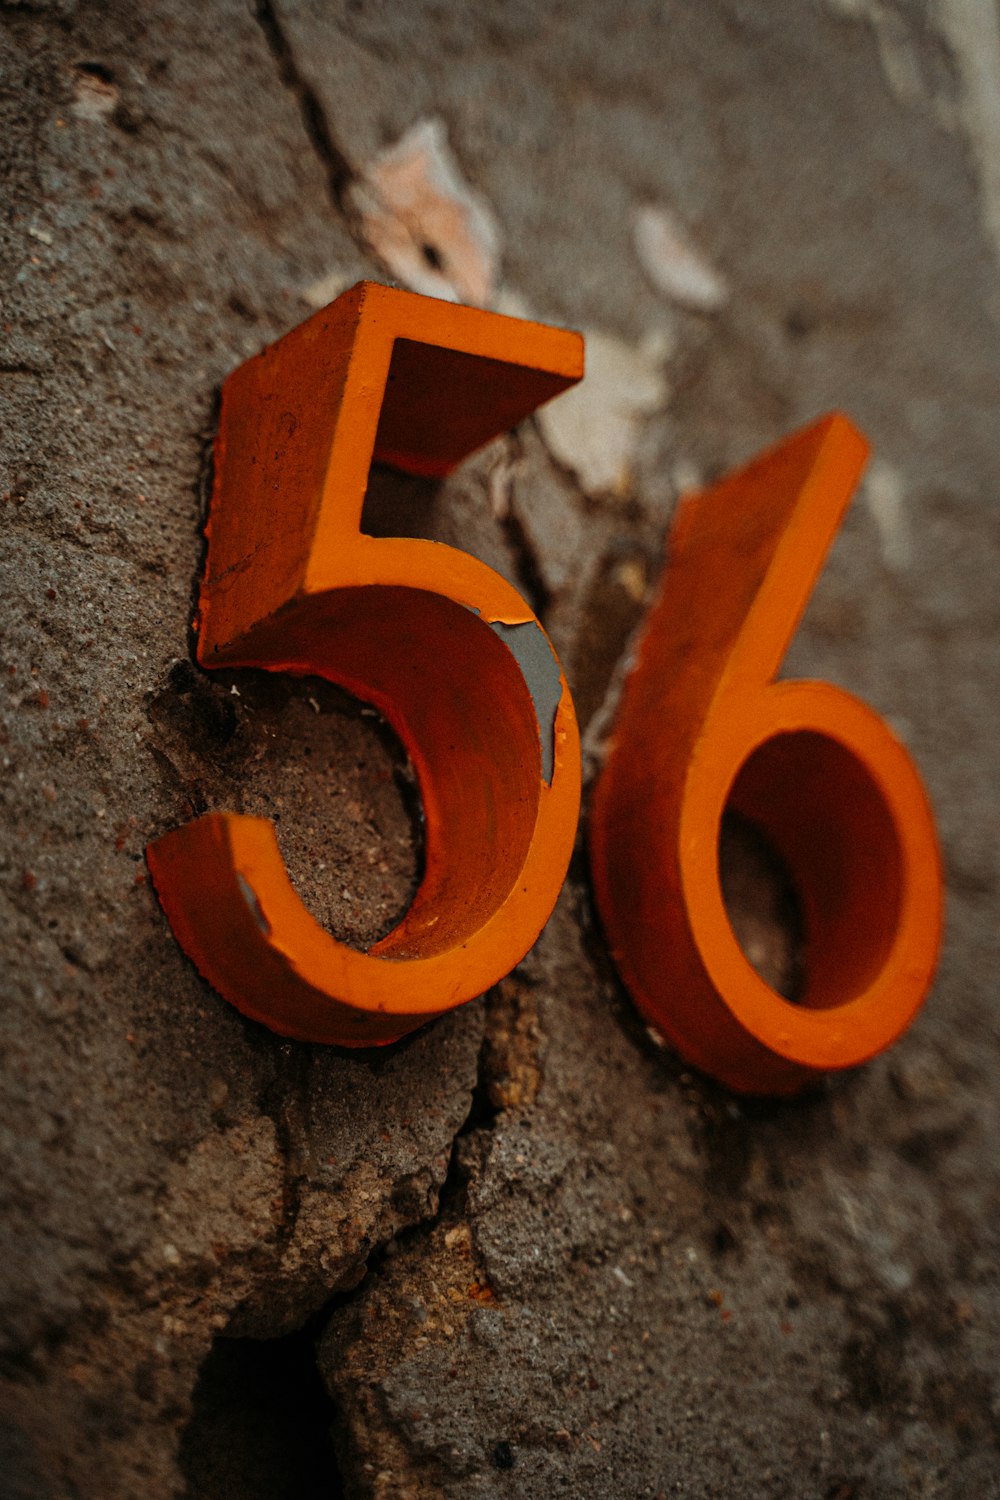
[589,415,942,1095]
[148,282,583,1046]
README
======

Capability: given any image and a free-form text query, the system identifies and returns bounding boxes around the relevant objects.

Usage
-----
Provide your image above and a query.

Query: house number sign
[147,282,942,1096]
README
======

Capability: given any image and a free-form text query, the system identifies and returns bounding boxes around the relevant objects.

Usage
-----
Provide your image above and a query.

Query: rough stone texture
[2,1,999,1497]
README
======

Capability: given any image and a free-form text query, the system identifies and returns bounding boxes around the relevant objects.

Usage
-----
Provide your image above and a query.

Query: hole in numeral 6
[589,415,942,1096]
[147,282,583,1046]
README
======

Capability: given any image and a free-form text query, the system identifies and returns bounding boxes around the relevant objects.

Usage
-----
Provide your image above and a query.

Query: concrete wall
[2,1,999,1495]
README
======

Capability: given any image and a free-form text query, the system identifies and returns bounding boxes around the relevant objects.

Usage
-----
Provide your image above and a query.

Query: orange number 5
[148,282,583,1046]
[589,415,942,1095]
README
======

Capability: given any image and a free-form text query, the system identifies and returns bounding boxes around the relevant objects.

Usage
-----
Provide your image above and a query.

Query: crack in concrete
[253,0,357,215]
[251,8,575,641]
[323,987,530,1320]
[256,1045,314,1264]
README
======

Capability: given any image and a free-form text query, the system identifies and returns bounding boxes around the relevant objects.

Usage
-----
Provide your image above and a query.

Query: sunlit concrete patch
[632,205,728,312]
[536,328,670,500]
[348,118,500,306]
[613,556,647,604]
[489,619,562,784]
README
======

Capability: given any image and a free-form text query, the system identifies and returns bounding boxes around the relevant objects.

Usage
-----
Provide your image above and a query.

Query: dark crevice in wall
[179,1323,345,1499]
[253,0,355,212]
[203,1021,505,1493]
[500,499,553,624]
[322,1001,503,1319]
[192,1028,502,1499]
[187,407,219,666]
[570,539,655,735]
[257,1045,313,1268]
[426,1009,502,1220]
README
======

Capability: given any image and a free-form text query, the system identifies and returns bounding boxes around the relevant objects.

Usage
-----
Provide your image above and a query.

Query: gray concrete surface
[2,0,999,1496]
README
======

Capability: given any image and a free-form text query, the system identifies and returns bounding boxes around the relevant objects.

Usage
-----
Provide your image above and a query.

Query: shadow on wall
[180,1326,343,1499]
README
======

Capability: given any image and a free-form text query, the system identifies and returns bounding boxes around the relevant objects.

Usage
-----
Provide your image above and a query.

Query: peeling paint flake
[936,0,1000,269]
[236,872,271,937]
[489,619,562,784]
[863,457,911,571]
[536,329,670,499]
[828,0,925,107]
[70,64,119,121]
[633,205,728,312]
[349,118,500,306]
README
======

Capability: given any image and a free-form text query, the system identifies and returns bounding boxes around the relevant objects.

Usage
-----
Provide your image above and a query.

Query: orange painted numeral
[588,415,942,1095]
[148,282,583,1046]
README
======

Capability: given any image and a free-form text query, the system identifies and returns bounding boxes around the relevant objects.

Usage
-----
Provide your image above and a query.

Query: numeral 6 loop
[148,282,583,1046]
[589,415,942,1095]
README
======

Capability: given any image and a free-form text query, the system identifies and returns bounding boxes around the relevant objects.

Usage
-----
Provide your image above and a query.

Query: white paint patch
[632,205,728,312]
[935,0,1000,268]
[300,267,354,310]
[827,0,925,107]
[536,328,670,499]
[864,457,911,570]
[493,286,535,322]
[348,118,500,306]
